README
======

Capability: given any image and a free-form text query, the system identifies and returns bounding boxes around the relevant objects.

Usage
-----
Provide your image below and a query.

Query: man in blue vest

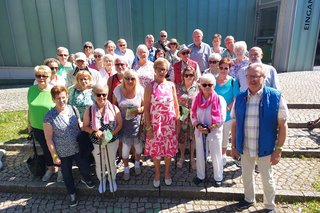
[231,63,288,212]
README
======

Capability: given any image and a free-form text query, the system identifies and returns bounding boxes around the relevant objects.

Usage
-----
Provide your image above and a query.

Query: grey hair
[145,34,154,40]
[136,44,149,55]
[93,83,108,94]
[193,29,203,36]
[224,35,235,43]
[234,41,247,52]
[103,54,114,62]
[208,53,222,61]
[248,63,266,77]
[199,73,216,87]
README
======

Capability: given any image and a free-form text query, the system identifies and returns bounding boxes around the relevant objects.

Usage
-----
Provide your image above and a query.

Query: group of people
[27,29,288,212]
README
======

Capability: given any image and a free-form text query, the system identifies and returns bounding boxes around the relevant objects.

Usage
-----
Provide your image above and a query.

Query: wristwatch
[275,146,283,151]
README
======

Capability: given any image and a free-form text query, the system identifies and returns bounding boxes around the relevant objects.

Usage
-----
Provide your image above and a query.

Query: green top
[27,85,55,130]
[58,62,74,82]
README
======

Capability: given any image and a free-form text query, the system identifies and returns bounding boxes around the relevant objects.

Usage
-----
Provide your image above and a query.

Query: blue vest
[235,86,280,157]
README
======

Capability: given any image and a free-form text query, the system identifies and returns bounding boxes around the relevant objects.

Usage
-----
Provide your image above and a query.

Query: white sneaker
[42,170,54,182]
[98,179,107,193]
[109,180,117,192]
[56,171,64,183]
[223,156,227,166]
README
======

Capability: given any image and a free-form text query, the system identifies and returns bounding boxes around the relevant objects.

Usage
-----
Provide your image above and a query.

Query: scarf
[91,100,115,130]
[191,91,221,125]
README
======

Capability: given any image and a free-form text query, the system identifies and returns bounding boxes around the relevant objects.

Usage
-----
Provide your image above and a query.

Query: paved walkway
[0,71,319,212]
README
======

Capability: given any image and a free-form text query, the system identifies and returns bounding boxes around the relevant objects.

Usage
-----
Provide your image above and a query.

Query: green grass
[0,110,28,143]
[313,173,320,191]
[297,200,320,213]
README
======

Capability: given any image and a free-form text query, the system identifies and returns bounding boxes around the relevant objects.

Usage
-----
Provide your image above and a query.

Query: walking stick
[105,142,115,198]
[202,133,208,194]
[99,143,105,194]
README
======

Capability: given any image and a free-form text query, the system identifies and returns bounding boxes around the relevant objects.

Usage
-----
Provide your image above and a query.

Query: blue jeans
[60,152,92,195]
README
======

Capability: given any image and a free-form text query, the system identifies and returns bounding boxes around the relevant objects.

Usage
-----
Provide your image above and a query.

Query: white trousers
[222,120,232,149]
[241,150,276,210]
[195,128,223,181]
[122,137,143,159]
[92,140,119,183]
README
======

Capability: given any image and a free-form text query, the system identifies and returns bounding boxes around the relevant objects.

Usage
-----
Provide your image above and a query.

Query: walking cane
[202,133,208,194]
[99,143,105,195]
[105,141,115,198]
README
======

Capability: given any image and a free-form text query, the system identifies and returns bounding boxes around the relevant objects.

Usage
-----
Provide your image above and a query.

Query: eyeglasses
[58,54,68,57]
[209,61,219,64]
[96,93,107,97]
[246,75,263,80]
[115,63,126,67]
[181,51,190,55]
[184,74,194,78]
[160,35,167,37]
[35,74,49,79]
[50,67,58,71]
[84,45,92,49]
[94,55,102,58]
[219,67,229,70]
[201,83,214,88]
[119,44,126,47]
[124,77,136,81]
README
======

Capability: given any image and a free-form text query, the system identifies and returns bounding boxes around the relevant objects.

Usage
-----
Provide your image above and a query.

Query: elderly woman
[68,70,94,120]
[56,47,74,81]
[83,41,95,65]
[43,86,94,208]
[83,84,122,193]
[215,58,239,166]
[211,33,226,55]
[229,41,250,78]
[132,44,154,88]
[99,54,116,83]
[190,74,226,187]
[203,53,222,76]
[34,58,66,86]
[89,48,105,71]
[104,40,116,55]
[176,66,199,170]
[112,70,144,181]
[144,58,180,188]
[165,38,180,65]
[27,65,55,182]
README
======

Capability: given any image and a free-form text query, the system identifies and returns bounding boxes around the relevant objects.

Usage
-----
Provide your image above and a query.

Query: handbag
[26,131,46,177]
[71,106,94,158]
[138,113,146,144]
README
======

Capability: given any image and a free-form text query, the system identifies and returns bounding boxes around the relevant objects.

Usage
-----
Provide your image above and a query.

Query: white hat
[177,44,191,56]
[74,52,86,61]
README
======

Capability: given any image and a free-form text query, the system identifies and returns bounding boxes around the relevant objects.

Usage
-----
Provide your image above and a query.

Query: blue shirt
[188,42,211,72]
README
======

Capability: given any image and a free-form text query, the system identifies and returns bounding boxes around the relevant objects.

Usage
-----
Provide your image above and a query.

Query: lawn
[0,110,28,143]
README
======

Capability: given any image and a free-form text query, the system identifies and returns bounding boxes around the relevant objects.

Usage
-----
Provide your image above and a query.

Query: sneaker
[234,157,241,168]
[207,156,212,163]
[222,156,227,167]
[254,165,260,173]
[214,180,222,187]
[42,170,54,182]
[153,179,160,188]
[191,159,196,170]
[164,178,172,186]
[69,194,78,208]
[176,158,185,168]
[56,171,64,183]
[134,167,141,175]
[123,172,130,181]
[236,200,254,211]
[109,180,117,192]
[193,176,204,185]
[98,180,107,193]
[81,179,95,189]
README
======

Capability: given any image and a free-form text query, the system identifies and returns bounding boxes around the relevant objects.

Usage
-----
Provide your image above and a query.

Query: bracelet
[139,107,144,114]
[227,107,230,111]
[52,153,58,160]
[91,130,97,137]
[275,146,283,151]
[211,124,218,129]
[145,125,152,131]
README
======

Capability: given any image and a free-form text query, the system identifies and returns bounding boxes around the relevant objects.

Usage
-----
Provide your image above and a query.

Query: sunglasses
[219,67,229,70]
[201,83,214,88]
[58,54,68,57]
[96,93,107,97]
[119,44,126,47]
[84,45,93,49]
[181,51,190,55]
[209,61,219,64]
[115,63,126,67]
[50,67,58,70]
[184,74,194,78]
[124,77,136,81]
[35,74,49,79]
[94,55,102,58]
[160,35,167,37]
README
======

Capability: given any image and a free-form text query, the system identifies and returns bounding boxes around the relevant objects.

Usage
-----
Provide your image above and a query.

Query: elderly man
[66,52,102,87]
[56,47,74,82]
[231,63,288,212]
[237,47,281,91]
[145,34,157,61]
[154,30,169,52]
[221,35,236,59]
[188,29,211,72]
[172,44,201,84]
[115,38,135,67]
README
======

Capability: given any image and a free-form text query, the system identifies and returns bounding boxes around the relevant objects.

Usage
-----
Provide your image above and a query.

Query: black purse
[26,132,46,177]
[71,106,94,158]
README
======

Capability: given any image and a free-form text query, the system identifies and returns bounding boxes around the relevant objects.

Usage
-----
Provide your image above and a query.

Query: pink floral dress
[144,80,178,158]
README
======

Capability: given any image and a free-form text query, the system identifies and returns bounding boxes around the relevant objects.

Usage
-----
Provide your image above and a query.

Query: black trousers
[33,128,54,167]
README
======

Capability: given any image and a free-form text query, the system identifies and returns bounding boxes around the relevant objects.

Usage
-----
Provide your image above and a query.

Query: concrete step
[288,109,320,128]
[0,150,319,202]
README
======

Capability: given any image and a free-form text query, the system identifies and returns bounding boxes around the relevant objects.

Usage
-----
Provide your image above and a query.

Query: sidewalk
[0,71,319,204]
